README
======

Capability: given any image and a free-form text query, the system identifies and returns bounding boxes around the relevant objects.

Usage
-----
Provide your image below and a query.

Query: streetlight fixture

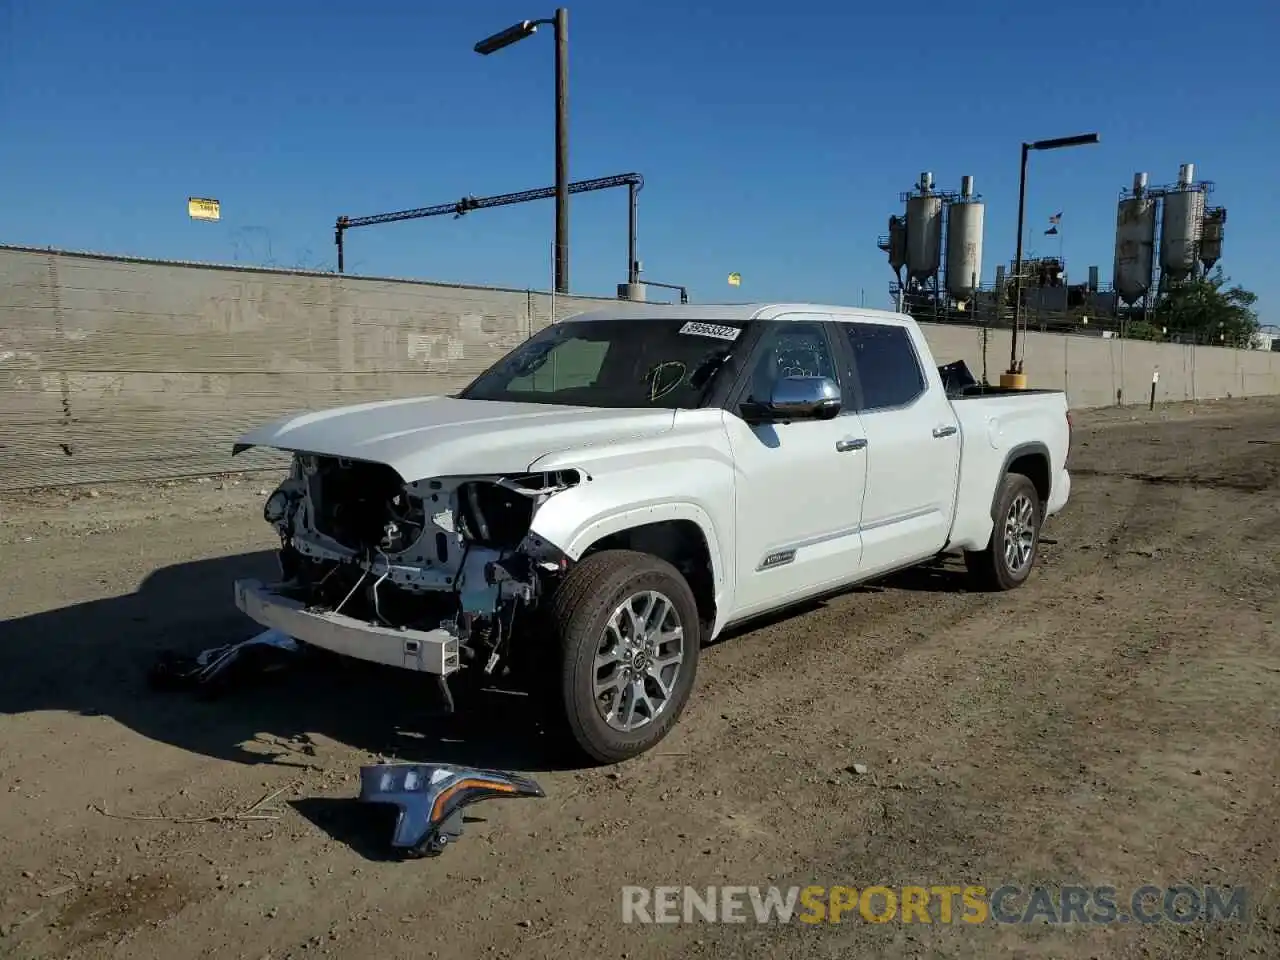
[475,8,570,295]
[1006,132,1100,387]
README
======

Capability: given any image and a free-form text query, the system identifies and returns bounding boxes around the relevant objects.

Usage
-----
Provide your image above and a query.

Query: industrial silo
[1159,163,1206,283]
[886,215,908,278]
[945,175,984,300]
[1113,172,1156,305]
[1199,207,1226,272]
[905,172,944,283]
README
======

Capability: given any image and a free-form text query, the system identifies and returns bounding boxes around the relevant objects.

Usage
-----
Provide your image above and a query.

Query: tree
[1142,268,1261,347]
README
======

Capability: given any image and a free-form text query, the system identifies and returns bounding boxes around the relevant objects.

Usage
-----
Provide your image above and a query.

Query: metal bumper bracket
[234,578,461,676]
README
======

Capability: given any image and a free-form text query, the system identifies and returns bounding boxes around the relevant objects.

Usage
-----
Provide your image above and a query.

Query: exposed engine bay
[261,453,582,681]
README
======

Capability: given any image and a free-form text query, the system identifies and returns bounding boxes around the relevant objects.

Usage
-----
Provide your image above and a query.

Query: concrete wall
[2,245,1278,490]
[919,322,1280,410]
[0,246,619,489]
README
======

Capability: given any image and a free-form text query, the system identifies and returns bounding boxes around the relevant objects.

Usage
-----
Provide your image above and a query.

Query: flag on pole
[1048,211,1062,224]
[727,272,741,287]
[1044,225,1059,235]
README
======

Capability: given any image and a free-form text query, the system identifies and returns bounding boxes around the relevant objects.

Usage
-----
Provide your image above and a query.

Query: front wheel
[965,472,1042,591]
[547,549,701,764]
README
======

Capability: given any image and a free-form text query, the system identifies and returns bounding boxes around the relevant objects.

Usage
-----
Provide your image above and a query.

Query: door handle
[932,425,958,438]
[836,437,868,452]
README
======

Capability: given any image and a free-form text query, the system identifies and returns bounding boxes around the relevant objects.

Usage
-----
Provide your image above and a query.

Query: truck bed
[936,360,1065,401]
[951,385,1064,399]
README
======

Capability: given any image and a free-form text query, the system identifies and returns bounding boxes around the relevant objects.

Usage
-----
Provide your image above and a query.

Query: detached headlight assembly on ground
[358,762,546,858]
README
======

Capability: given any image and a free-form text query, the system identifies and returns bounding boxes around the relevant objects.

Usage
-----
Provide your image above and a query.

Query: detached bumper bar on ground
[233,578,461,676]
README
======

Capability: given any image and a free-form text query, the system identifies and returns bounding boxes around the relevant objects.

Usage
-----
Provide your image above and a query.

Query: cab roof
[562,302,912,326]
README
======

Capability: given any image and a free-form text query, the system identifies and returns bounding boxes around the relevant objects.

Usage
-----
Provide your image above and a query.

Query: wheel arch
[557,505,726,638]
[991,442,1051,519]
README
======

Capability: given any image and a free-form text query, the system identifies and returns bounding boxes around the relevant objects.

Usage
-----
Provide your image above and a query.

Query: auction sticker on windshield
[679,321,742,341]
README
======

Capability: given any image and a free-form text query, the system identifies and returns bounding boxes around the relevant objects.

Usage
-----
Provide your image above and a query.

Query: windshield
[459,318,747,408]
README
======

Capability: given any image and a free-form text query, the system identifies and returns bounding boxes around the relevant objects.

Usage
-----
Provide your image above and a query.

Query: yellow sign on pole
[188,197,221,221]
[727,272,741,287]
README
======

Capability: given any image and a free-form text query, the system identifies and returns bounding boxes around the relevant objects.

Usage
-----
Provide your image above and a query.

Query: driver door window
[742,322,841,410]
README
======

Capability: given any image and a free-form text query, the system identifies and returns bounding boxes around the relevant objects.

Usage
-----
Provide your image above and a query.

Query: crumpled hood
[233,395,677,480]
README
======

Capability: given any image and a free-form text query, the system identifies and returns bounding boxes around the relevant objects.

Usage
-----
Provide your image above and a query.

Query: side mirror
[765,376,842,421]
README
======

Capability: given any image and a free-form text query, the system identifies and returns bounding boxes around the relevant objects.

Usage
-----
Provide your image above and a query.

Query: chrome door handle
[836,437,868,452]
[932,425,958,438]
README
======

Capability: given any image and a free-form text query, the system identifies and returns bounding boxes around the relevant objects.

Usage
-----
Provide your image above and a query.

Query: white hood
[233,395,677,480]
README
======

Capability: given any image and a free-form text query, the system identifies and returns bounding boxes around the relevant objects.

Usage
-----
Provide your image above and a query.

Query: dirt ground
[1,397,1278,960]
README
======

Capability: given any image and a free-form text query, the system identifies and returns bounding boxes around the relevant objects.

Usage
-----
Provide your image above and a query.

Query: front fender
[532,493,728,577]
[528,489,734,635]
[526,411,737,634]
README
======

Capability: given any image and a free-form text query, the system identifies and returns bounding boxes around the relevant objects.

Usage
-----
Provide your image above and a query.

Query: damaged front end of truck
[233,452,587,701]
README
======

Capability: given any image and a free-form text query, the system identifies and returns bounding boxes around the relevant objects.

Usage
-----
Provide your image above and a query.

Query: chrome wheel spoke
[645,595,670,633]
[632,592,659,636]
[633,685,658,722]
[646,665,674,698]
[595,668,626,693]
[621,606,642,641]
[616,683,639,728]
[655,624,683,647]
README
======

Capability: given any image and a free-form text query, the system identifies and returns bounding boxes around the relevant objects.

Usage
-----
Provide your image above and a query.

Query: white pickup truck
[231,302,1071,764]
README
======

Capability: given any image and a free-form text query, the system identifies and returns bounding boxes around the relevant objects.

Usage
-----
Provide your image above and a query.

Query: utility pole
[475,8,571,294]
[1006,132,1100,387]
[554,7,569,294]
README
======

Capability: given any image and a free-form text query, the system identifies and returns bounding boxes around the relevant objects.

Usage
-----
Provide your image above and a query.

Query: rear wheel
[547,549,701,764]
[965,472,1042,591]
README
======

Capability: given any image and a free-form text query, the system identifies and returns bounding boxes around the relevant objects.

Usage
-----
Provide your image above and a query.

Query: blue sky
[1,0,1276,319]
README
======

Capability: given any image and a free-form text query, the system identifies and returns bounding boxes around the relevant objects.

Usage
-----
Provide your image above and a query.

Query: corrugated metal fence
[0,246,618,490]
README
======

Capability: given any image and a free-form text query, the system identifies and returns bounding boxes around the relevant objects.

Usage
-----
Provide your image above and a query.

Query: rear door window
[842,323,926,411]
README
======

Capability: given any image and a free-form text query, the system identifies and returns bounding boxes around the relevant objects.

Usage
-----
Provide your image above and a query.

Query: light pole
[1006,132,1099,385]
[475,8,570,295]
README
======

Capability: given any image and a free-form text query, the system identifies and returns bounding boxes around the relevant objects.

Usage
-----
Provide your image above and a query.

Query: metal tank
[945,175,984,300]
[1199,207,1226,272]
[905,172,944,282]
[1113,172,1156,305]
[1159,163,1206,282]
[886,215,907,276]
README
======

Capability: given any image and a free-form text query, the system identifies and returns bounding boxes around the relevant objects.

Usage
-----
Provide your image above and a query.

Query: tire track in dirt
[668,485,1280,959]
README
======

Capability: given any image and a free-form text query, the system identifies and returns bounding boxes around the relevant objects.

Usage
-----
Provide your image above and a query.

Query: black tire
[547,549,701,765]
[964,472,1043,592]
